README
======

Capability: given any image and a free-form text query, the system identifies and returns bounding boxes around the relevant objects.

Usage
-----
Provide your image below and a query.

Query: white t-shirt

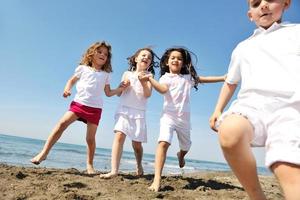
[73,65,111,108]
[226,23,300,106]
[159,73,194,127]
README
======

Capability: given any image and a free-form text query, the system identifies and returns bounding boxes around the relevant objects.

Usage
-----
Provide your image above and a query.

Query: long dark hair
[127,47,159,75]
[160,47,199,90]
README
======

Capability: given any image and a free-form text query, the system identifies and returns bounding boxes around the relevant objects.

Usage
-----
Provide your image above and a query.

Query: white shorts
[217,98,300,168]
[114,114,147,143]
[158,114,191,151]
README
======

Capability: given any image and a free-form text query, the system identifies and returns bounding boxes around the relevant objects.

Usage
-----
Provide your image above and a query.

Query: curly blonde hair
[80,41,112,73]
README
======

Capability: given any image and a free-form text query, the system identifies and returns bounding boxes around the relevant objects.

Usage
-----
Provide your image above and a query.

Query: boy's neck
[259,19,282,30]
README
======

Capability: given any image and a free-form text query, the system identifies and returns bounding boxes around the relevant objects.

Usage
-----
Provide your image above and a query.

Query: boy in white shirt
[209,0,300,199]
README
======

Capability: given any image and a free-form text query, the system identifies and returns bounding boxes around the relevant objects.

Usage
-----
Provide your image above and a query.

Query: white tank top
[119,71,147,110]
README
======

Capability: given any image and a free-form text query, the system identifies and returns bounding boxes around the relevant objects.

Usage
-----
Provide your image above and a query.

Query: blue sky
[1,0,299,167]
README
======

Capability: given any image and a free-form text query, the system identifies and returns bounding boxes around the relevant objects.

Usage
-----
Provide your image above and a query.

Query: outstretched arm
[199,75,226,83]
[104,84,126,97]
[148,76,168,94]
[116,72,131,97]
[209,82,237,131]
[63,75,79,98]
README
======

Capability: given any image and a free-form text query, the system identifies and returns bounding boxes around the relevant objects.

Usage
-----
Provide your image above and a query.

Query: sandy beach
[0,163,283,199]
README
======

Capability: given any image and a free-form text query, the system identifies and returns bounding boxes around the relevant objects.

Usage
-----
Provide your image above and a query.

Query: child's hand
[63,90,71,98]
[120,79,130,88]
[209,111,222,132]
[117,80,130,93]
[138,71,153,82]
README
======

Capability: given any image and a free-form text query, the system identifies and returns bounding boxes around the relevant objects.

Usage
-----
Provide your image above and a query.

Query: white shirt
[73,65,111,108]
[226,23,300,106]
[159,73,194,126]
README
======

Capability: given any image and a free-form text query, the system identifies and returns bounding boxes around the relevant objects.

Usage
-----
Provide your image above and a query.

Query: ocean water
[0,133,271,175]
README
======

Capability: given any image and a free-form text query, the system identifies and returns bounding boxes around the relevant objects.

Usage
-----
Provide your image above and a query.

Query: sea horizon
[0,133,271,175]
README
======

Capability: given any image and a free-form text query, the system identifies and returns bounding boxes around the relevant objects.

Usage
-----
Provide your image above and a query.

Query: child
[100,47,158,179]
[209,0,300,199]
[146,47,225,191]
[31,41,125,174]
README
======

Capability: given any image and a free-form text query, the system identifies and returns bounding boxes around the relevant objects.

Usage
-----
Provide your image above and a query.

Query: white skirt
[114,105,147,143]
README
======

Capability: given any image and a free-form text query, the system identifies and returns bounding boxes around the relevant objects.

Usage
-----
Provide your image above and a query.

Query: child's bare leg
[132,141,144,176]
[272,162,300,200]
[100,132,126,178]
[86,122,98,174]
[177,150,188,168]
[149,141,170,192]
[31,111,78,165]
[218,114,266,200]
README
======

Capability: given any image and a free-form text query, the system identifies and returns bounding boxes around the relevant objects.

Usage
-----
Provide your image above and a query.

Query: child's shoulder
[285,23,300,32]
[122,70,133,77]
[75,64,89,70]
[160,73,191,81]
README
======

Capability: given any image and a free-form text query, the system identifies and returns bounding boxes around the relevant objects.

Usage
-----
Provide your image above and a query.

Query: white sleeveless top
[115,71,148,119]
[119,71,148,110]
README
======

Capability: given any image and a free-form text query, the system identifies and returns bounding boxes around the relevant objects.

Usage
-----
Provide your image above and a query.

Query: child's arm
[63,75,79,98]
[148,76,168,94]
[104,84,125,97]
[104,72,130,97]
[138,72,152,98]
[199,75,226,83]
[209,82,237,131]
[116,80,130,97]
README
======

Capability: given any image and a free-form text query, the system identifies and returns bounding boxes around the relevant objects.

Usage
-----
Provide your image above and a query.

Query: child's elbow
[160,87,168,94]
[144,93,151,98]
[105,91,112,97]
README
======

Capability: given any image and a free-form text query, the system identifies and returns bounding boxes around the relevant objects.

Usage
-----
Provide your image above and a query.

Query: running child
[209,0,300,199]
[100,47,158,178]
[31,41,125,174]
[146,47,225,191]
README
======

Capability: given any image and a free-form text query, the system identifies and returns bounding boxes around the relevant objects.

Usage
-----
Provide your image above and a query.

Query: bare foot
[100,172,118,179]
[177,152,185,168]
[30,153,47,165]
[87,165,96,175]
[136,165,144,176]
[148,181,160,192]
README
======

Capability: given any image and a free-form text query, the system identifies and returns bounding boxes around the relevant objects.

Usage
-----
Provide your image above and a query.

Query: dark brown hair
[160,47,199,90]
[127,47,159,75]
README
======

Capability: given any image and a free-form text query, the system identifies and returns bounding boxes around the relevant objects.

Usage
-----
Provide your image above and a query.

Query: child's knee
[132,142,142,151]
[218,115,253,149]
[57,119,70,130]
[115,132,126,143]
[86,136,95,145]
[158,141,170,149]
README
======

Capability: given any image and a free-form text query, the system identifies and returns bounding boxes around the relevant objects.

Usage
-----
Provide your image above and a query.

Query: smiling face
[135,50,153,72]
[92,46,109,69]
[167,51,183,74]
[247,0,290,29]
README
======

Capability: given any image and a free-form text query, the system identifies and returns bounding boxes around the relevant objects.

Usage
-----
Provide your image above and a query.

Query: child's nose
[260,0,269,10]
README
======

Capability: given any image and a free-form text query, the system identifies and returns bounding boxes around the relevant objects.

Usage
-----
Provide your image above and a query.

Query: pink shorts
[69,101,102,126]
